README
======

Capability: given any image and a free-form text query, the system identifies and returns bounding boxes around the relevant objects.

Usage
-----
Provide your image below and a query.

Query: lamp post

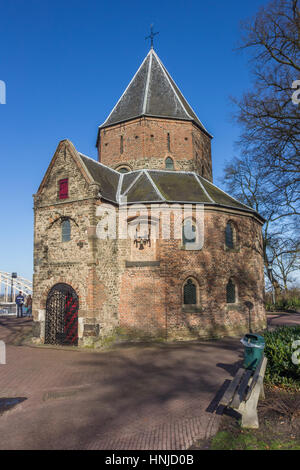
[245,301,254,333]
[11,272,17,303]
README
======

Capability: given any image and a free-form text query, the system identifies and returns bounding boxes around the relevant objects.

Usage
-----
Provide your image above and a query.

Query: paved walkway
[267,312,300,330]
[0,317,243,450]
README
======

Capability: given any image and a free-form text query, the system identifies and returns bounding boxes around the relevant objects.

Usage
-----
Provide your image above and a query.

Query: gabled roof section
[39,141,262,220]
[148,171,212,203]
[125,172,163,203]
[99,49,211,136]
[117,169,261,219]
[78,153,120,204]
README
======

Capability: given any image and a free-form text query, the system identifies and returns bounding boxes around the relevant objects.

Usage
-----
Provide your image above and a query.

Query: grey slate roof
[77,152,261,219]
[79,153,120,203]
[99,49,211,136]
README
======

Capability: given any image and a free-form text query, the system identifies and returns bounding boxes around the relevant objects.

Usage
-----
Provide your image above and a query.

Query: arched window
[61,219,71,242]
[182,218,196,246]
[118,167,129,174]
[225,222,234,249]
[226,279,236,304]
[165,157,174,170]
[183,279,197,305]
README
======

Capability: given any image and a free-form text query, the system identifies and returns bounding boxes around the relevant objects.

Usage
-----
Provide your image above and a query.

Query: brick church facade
[32,48,266,346]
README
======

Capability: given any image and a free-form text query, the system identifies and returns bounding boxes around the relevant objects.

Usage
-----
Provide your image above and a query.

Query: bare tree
[271,244,300,290]
[223,156,299,293]
[223,0,300,297]
[233,0,300,211]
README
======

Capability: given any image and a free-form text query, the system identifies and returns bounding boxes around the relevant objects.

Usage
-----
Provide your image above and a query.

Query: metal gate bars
[45,283,79,346]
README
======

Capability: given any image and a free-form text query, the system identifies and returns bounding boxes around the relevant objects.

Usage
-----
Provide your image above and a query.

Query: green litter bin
[240,333,265,370]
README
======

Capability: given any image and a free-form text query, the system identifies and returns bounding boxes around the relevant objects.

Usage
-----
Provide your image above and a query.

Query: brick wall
[116,207,266,340]
[98,117,213,180]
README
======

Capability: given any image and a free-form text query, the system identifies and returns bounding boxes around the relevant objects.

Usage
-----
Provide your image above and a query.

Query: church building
[32,47,266,346]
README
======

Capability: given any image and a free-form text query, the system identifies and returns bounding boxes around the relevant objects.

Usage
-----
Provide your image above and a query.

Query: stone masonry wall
[33,143,120,345]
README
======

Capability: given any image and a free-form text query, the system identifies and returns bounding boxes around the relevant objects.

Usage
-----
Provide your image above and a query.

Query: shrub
[265,288,300,312]
[263,326,300,389]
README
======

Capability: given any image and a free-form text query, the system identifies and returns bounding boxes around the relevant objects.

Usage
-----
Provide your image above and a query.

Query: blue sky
[0,0,268,281]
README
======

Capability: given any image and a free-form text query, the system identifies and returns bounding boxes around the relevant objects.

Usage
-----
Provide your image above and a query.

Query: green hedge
[263,326,300,389]
[265,297,300,312]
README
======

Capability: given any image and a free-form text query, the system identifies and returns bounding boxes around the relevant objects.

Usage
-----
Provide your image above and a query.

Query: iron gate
[45,283,79,346]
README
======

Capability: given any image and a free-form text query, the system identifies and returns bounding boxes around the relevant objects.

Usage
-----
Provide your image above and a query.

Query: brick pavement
[0,317,244,450]
[266,312,300,330]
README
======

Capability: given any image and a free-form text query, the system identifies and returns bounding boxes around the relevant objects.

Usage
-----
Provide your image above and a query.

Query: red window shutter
[59,179,68,199]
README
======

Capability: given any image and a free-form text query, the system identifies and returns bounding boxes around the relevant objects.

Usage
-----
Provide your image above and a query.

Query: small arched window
[61,219,71,242]
[226,279,236,304]
[225,222,234,249]
[182,218,196,246]
[183,279,197,305]
[165,157,174,170]
[118,167,129,174]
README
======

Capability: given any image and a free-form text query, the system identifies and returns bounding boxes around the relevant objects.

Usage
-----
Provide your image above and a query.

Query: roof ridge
[202,178,255,211]
[152,49,211,136]
[148,169,195,174]
[116,172,124,204]
[144,170,165,201]
[151,49,191,120]
[121,171,144,197]
[194,173,214,203]
[159,60,211,136]
[100,51,151,128]
[142,50,153,115]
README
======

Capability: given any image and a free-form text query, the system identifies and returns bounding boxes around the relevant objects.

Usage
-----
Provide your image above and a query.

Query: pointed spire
[100,49,210,136]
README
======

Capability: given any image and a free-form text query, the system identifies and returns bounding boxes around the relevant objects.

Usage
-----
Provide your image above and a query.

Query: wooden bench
[219,355,267,429]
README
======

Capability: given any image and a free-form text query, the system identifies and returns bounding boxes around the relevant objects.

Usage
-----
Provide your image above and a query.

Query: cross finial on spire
[145,24,159,49]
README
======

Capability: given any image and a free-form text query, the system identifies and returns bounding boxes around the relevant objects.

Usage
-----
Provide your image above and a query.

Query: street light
[11,272,17,303]
[245,301,254,333]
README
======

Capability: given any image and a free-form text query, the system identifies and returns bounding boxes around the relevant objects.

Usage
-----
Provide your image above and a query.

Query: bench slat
[245,356,267,402]
[219,368,245,407]
[231,369,253,409]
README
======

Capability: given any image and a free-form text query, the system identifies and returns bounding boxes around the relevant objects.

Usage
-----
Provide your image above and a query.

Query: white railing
[0,271,32,302]
[0,302,17,315]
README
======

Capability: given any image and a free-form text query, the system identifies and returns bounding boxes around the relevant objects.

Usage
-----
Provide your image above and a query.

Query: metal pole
[248,307,251,333]
[245,301,254,334]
